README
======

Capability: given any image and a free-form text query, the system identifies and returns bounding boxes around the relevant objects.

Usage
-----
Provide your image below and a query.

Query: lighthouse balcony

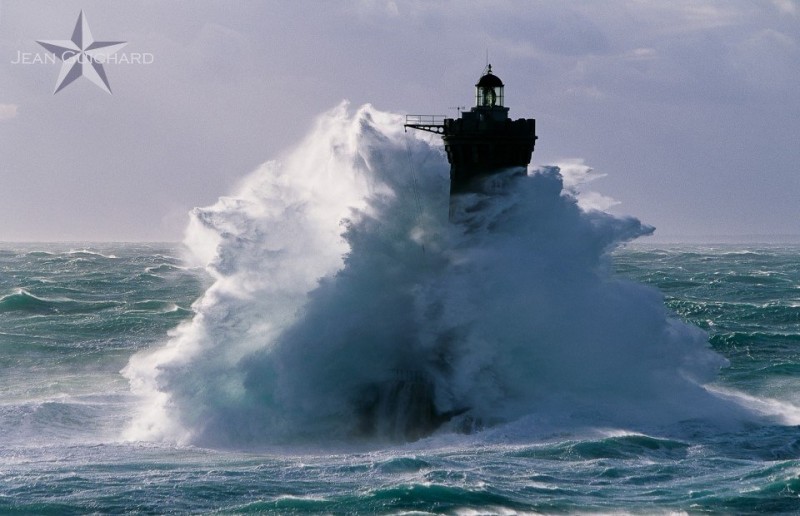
[404,114,447,134]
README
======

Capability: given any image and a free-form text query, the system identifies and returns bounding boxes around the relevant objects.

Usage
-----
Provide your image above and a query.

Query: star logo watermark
[36,10,127,94]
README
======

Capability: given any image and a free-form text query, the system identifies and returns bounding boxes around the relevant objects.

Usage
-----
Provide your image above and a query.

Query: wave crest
[123,103,747,447]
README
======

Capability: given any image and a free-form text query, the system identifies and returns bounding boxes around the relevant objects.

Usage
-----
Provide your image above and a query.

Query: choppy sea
[2,242,799,514]
[2,102,799,514]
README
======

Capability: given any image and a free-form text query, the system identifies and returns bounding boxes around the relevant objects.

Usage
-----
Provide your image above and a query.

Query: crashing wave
[123,103,745,447]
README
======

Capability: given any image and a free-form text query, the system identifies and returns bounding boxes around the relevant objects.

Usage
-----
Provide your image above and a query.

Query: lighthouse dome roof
[476,65,504,87]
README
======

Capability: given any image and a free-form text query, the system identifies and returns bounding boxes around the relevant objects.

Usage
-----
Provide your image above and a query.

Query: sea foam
[123,103,752,446]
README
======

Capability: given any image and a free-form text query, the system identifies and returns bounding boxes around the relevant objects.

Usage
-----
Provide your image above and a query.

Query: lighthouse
[405,65,538,194]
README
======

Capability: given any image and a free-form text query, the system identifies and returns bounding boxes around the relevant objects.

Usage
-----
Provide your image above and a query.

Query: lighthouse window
[486,88,496,106]
[476,86,504,108]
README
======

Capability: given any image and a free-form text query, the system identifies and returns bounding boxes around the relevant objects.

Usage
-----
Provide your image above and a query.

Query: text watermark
[11,10,154,94]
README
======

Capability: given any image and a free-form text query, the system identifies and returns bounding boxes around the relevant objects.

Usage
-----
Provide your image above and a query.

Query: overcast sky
[1,0,798,242]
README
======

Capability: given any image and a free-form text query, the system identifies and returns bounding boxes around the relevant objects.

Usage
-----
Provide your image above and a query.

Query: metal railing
[404,114,446,126]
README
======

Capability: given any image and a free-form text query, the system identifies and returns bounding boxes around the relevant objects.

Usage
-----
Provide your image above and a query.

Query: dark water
[1,243,799,513]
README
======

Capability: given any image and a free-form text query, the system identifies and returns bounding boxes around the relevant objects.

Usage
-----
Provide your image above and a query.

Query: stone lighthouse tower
[405,65,538,194]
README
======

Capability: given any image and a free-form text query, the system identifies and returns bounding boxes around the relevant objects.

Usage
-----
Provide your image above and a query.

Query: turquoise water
[1,242,799,514]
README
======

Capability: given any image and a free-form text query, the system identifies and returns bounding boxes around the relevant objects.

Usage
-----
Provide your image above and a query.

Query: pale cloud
[0,104,18,120]
[680,3,743,28]
[565,85,604,99]
[0,0,797,240]
[625,47,658,61]
[734,28,798,91]
[354,0,401,18]
[772,0,798,15]
[618,1,747,35]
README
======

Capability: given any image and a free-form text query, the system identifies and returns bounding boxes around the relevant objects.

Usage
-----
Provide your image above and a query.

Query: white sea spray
[123,103,753,446]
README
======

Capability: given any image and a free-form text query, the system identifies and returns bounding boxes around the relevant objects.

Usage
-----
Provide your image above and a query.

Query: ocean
[3,105,800,514]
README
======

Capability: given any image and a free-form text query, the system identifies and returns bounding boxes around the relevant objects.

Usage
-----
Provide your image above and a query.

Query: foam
[123,103,753,446]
